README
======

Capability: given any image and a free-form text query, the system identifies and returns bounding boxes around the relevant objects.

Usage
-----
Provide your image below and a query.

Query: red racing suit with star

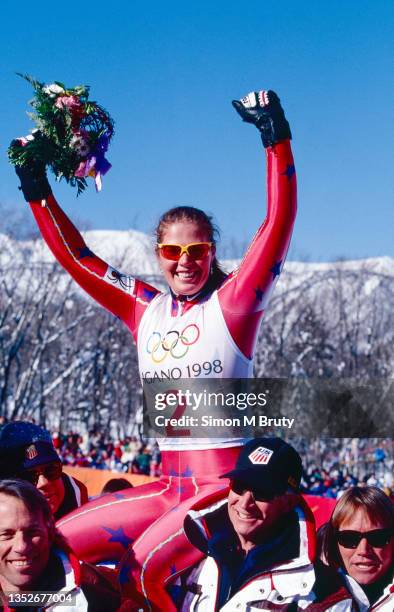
[27,140,296,565]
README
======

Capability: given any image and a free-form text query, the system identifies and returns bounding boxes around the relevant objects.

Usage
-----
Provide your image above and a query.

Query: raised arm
[14,163,160,341]
[218,91,297,358]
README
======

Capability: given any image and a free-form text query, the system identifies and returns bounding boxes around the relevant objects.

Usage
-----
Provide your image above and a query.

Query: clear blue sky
[1,1,393,261]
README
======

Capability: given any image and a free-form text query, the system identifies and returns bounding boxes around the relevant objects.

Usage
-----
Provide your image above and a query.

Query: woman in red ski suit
[15,90,297,595]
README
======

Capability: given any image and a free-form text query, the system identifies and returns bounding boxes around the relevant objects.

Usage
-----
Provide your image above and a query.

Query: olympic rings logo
[146,324,200,363]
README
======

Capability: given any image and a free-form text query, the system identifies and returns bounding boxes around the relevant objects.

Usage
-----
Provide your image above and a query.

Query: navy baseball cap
[220,438,302,498]
[0,422,60,472]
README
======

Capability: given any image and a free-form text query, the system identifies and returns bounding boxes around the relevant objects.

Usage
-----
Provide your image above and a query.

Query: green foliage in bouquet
[8,74,114,195]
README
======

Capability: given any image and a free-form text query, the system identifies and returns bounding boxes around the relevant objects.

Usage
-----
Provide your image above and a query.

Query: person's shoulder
[166,556,213,610]
[311,560,354,609]
[62,472,88,504]
[71,475,89,503]
[79,562,121,611]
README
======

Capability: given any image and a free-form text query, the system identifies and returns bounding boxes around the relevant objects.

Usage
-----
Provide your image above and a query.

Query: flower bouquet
[8,74,114,195]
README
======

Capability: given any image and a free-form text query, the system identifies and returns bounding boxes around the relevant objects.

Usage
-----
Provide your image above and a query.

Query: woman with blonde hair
[322,486,394,610]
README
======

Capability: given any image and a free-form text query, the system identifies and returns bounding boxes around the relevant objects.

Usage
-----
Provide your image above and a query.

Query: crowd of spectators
[52,429,162,477]
[53,430,394,498]
[301,464,393,499]
[0,417,392,498]
[300,438,394,499]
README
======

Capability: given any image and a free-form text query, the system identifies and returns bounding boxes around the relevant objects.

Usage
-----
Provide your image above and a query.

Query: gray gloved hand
[232,90,292,147]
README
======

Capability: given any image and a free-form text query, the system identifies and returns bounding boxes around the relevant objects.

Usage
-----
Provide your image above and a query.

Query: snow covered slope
[1,230,393,294]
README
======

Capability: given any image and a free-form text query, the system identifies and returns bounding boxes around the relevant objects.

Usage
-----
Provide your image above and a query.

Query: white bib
[137,291,252,449]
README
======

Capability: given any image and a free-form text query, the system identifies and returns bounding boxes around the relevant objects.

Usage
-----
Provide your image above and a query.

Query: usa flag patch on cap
[25,444,38,460]
[248,446,273,465]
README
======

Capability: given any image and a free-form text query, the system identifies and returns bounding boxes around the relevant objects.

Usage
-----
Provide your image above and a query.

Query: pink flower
[55,95,82,112]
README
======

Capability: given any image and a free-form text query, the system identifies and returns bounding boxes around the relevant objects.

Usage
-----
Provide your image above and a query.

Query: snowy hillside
[1,229,393,282]
[0,229,161,276]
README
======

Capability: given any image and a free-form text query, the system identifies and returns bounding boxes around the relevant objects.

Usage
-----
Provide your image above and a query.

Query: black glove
[11,135,52,202]
[232,90,292,148]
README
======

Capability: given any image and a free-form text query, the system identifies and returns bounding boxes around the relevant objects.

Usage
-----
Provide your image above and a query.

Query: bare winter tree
[254,261,393,380]
[252,260,393,468]
[1,220,393,451]
[0,229,140,436]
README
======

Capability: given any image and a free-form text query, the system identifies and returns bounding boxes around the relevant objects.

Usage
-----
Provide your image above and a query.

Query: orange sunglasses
[157,242,213,261]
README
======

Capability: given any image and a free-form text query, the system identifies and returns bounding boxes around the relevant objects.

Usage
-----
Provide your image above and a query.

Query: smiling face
[29,462,65,515]
[227,485,291,552]
[0,494,51,592]
[338,509,393,585]
[157,221,215,296]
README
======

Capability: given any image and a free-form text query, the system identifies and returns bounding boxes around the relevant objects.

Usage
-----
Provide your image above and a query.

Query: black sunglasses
[336,528,393,549]
[230,480,276,502]
[17,462,63,486]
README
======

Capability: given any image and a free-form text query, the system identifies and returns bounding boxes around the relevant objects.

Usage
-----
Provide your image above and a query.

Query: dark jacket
[54,472,88,520]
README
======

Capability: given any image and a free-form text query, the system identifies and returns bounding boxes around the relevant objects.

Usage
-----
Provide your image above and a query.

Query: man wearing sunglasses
[167,437,351,611]
[0,422,87,521]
